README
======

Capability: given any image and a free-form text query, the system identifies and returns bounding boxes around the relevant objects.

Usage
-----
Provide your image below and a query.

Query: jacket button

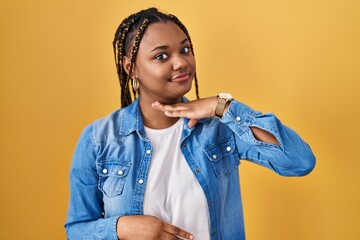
[146,150,151,155]
[102,168,108,174]
[226,146,231,152]
[118,170,123,175]
[236,116,241,122]
[195,168,200,173]
[209,201,214,207]
[211,232,216,236]
[212,154,217,159]
[138,179,144,184]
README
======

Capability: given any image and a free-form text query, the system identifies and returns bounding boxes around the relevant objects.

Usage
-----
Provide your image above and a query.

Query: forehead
[139,21,188,51]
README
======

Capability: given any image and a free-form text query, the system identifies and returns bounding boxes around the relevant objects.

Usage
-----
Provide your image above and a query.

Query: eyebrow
[150,38,189,53]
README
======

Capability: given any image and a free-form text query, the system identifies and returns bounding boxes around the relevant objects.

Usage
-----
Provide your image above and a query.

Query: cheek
[153,61,171,75]
[149,67,167,79]
[188,55,196,68]
[138,63,169,82]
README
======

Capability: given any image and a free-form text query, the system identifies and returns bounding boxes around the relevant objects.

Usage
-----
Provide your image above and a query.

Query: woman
[65,8,316,240]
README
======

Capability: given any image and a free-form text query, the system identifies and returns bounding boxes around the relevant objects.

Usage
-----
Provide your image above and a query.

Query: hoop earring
[132,77,139,93]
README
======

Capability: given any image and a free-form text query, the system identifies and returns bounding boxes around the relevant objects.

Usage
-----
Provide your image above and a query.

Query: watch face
[218,92,233,100]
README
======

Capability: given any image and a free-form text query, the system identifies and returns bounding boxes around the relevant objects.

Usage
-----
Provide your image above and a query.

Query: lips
[171,72,191,82]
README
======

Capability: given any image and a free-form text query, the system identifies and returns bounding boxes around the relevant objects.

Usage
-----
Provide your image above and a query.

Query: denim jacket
[65,97,316,240]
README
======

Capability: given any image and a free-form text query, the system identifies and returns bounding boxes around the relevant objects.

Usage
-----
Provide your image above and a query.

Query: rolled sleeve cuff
[220,100,284,149]
[221,100,258,133]
[100,216,120,240]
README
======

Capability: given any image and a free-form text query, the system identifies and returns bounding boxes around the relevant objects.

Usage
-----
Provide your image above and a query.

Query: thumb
[188,119,199,128]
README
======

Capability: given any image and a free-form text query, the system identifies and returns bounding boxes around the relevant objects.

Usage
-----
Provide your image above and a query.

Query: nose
[172,54,188,71]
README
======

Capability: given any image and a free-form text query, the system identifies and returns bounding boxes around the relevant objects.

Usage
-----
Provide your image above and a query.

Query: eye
[155,53,169,61]
[181,46,190,54]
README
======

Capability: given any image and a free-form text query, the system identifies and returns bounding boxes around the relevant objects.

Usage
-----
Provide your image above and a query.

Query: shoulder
[87,107,126,143]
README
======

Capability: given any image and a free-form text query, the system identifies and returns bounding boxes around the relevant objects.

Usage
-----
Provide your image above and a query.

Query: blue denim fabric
[65,97,316,240]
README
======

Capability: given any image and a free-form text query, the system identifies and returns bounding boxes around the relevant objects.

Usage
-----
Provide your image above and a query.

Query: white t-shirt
[144,118,210,239]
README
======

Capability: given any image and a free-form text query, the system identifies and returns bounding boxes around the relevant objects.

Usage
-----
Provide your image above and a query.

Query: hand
[116,215,194,240]
[152,96,218,128]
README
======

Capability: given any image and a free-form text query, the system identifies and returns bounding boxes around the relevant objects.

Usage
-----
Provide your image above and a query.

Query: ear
[122,56,131,75]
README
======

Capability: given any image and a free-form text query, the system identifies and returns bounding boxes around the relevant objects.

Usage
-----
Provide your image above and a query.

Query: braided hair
[113,8,200,107]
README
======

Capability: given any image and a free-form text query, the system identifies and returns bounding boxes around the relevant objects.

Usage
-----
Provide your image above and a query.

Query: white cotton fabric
[144,118,210,239]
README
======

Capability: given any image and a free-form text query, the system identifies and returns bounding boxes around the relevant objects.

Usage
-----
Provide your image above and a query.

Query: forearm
[250,126,279,145]
[223,102,279,145]
[65,216,120,240]
[222,100,316,176]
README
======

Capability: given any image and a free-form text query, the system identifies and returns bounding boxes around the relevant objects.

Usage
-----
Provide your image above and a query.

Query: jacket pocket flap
[96,161,131,178]
[203,137,236,162]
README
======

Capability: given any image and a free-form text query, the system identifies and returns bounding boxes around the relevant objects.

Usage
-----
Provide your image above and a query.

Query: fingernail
[189,235,194,240]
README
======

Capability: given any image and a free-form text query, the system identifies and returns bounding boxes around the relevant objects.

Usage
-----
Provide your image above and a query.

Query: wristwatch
[215,93,233,117]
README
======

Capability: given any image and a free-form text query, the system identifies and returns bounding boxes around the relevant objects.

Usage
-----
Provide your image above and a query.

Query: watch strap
[215,98,228,117]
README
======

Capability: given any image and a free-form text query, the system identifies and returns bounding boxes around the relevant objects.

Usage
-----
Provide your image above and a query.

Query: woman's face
[129,21,196,104]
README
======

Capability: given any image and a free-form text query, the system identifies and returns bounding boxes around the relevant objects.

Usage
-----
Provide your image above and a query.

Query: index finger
[163,223,194,240]
[152,101,187,111]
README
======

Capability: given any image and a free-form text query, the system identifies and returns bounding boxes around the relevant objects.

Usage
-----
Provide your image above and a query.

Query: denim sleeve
[65,125,120,240]
[221,100,316,176]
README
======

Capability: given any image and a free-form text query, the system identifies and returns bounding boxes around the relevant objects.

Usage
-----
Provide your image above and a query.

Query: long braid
[120,22,132,107]
[114,27,128,106]
[127,19,149,99]
[113,8,200,107]
[113,17,138,107]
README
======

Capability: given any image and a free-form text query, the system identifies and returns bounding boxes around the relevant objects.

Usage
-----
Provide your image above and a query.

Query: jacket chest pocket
[96,160,131,197]
[203,137,240,179]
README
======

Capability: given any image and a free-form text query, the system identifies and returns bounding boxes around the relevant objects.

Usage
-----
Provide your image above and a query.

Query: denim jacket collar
[120,97,191,141]
[120,96,200,141]
[120,97,147,141]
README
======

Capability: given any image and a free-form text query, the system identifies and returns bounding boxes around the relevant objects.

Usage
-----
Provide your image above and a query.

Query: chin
[178,83,192,96]
[166,88,192,103]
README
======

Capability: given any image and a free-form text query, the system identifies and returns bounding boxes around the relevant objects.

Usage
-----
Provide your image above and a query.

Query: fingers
[151,96,218,122]
[116,215,194,240]
[163,223,194,240]
[152,102,199,127]
[152,101,187,112]
[152,102,190,118]
[164,110,183,118]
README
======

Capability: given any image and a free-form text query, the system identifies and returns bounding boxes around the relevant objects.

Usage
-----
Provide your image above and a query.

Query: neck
[139,96,182,129]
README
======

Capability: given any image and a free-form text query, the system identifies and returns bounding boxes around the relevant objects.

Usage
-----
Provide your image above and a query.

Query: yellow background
[1,0,359,239]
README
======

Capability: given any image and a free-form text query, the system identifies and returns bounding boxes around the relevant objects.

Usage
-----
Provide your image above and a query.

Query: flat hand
[117,215,194,240]
[152,96,218,128]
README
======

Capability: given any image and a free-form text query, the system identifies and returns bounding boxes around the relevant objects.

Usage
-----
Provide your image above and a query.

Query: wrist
[215,93,233,117]
[116,216,128,240]
[224,101,231,113]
